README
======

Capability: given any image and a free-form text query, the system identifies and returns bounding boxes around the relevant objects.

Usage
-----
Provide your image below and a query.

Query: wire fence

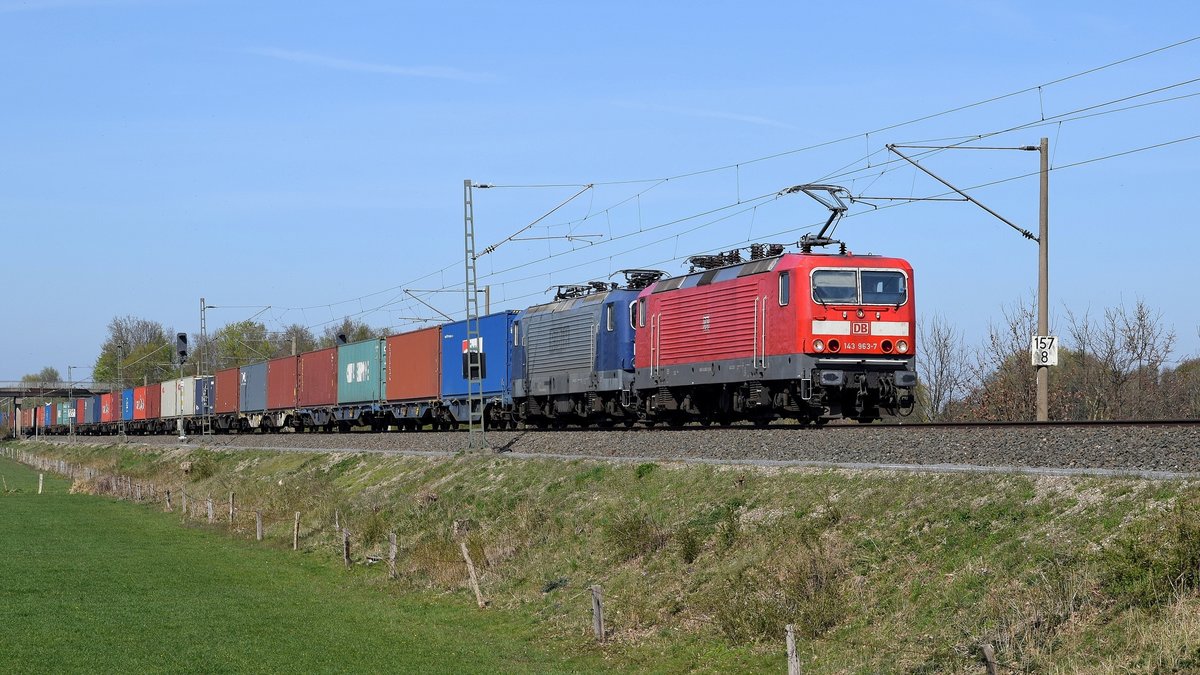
[4,445,1023,673]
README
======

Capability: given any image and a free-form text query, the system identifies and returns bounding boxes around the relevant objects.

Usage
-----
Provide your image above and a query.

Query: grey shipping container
[240,362,268,413]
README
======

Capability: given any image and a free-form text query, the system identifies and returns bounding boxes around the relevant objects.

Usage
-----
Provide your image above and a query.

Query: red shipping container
[133,386,148,420]
[298,348,337,407]
[215,368,239,414]
[50,403,58,426]
[385,326,441,402]
[22,407,34,428]
[145,384,161,419]
[101,393,116,423]
[267,356,299,410]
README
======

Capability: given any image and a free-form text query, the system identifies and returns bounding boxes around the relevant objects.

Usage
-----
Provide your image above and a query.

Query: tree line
[917,297,1196,421]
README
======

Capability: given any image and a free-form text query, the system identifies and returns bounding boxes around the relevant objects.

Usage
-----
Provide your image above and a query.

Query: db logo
[851,322,869,335]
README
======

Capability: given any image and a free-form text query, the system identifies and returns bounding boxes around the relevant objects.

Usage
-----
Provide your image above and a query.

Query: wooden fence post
[207,497,214,524]
[38,473,43,494]
[135,484,142,500]
[460,542,486,608]
[786,624,801,675]
[229,492,235,527]
[334,509,339,531]
[388,532,398,580]
[256,510,263,541]
[181,491,188,518]
[293,512,300,551]
[982,644,998,675]
[342,529,351,568]
[591,585,605,642]
[166,489,173,511]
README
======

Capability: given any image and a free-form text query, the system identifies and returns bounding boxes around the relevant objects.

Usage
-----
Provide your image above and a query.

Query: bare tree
[271,323,318,357]
[318,318,383,349]
[967,296,1039,421]
[917,313,969,421]
[1065,299,1174,419]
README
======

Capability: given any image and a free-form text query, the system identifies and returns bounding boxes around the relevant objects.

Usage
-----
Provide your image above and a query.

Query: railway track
[18,418,1200,479]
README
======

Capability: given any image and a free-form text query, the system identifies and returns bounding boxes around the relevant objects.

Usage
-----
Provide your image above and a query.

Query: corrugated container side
[385,326,441,402]
[133,387,147,420]
[121,389,134,421]
[77,398,88,425]
[101,394,116,423]
[145,384,161,419]
[89,396,101,424]
[160,380,179,418]
[299,348,337,407]
[267,356,299,410]
[201,377,215,415]
[440,312,517,398]
[239,363,268,412]
[180,376,198,415]
[57,404,69,426]
[337,339,385,404]
[215,368,239,414]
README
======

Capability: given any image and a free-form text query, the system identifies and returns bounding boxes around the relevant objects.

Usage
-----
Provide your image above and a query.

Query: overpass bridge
[0,382,113,400]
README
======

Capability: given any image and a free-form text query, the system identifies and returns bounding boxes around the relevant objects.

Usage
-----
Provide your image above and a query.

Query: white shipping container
[180,376,197,416]
[160,379,180,418]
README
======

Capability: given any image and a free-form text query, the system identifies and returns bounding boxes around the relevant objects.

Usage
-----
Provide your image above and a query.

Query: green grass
[0,456,602,674]
[9,441,1200,672]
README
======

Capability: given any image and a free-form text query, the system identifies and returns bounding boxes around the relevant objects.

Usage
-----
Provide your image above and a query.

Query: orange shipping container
[385,326,441,402]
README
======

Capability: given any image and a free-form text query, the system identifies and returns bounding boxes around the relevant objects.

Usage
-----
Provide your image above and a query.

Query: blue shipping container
[239,363,268,413]
[440,311,518,400]
[89,395,101,424]
[43,403,52,427]
[121,388,135,421]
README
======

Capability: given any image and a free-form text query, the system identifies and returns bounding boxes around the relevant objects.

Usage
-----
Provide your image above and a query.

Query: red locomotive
[633,187,916,425]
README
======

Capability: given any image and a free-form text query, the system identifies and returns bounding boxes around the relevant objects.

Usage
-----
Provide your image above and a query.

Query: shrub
[710,536,849,643]
[603,512,668,562]
[1100,494,1200,608]
[635,463,658,480]
[676,526,702,564]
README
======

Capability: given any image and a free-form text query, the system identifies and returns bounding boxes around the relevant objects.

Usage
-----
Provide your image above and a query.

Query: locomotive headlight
[897,340,909,353]
[813,339,825,353]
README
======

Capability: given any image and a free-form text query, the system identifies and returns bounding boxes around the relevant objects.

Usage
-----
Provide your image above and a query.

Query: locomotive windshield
[812,268,907,305]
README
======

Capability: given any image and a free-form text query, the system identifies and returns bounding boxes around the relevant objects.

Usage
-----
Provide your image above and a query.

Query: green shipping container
[337,338,386,404]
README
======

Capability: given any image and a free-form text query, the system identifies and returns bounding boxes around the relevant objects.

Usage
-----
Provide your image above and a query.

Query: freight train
[14,243,917,436]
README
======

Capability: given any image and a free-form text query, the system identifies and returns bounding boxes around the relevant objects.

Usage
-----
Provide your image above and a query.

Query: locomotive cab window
[812,269,858,304]
[512,322,520,347]
[778,271,790,306]
[605,303,615,332]
[861,270,907,306]
[637,298,646,327]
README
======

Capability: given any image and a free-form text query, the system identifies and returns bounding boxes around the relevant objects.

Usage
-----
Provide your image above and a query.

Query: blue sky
[3,0,1199,382]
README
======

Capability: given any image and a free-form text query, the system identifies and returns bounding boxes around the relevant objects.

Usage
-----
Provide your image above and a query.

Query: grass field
[0,455,603,674]
[8,441,1200,672]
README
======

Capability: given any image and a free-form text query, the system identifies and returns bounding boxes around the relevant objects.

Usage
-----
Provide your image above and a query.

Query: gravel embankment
[39,425,1200,476]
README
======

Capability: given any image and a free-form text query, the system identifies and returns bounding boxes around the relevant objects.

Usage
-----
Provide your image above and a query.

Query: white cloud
[247,47,490,83]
